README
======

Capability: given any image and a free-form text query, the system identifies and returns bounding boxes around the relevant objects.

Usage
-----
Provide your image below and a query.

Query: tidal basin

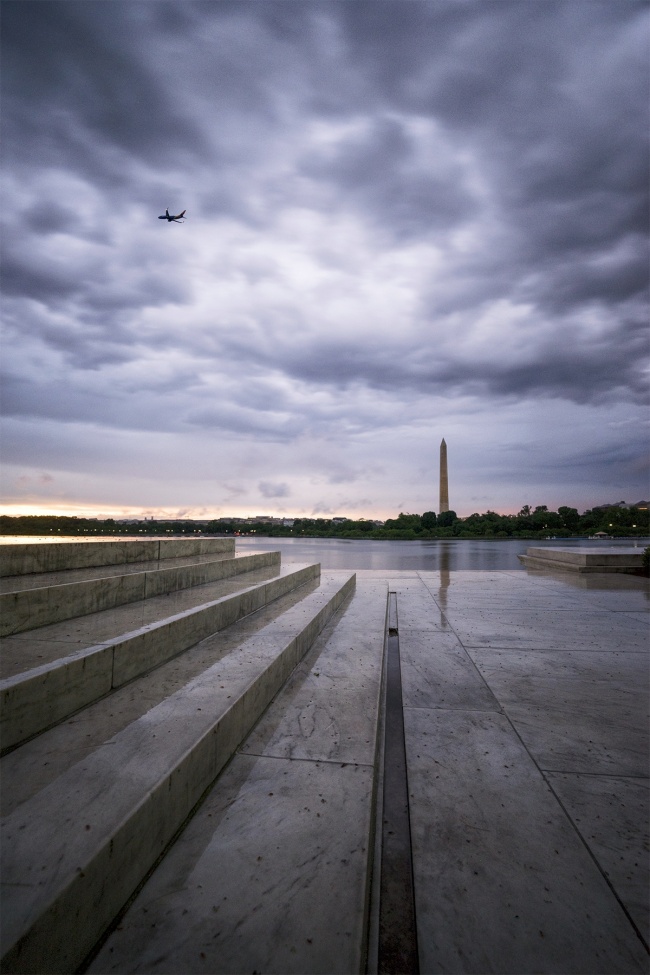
[234,534,649,571]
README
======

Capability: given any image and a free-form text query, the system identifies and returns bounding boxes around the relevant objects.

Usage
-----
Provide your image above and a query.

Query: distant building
[592,500,649,511]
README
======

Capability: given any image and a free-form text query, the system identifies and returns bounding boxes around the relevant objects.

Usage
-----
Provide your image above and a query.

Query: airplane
[158,208,186,223]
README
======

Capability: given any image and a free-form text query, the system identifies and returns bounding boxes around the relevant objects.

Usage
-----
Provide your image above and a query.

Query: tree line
[1,504,648,540]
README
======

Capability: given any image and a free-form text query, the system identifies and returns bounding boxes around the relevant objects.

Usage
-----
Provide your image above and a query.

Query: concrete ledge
[0,551,278,637]
[0,538,235,578]
[527,546,645,567]
[0,563,319,753]
[0,572,355,975]
[519,547,644,574]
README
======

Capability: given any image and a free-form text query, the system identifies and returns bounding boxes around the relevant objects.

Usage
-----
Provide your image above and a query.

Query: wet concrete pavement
[88,567,648,973]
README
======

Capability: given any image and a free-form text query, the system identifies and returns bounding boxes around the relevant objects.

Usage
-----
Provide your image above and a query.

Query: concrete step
[1,551,278,637]
[1,563,319,752]
[0,572,356,974]
[0,551,243,593]
[518,545,645,574]
[0,574,325,819]
[1,562,300,681]
[0,538,235,578]
[88,577,388,975]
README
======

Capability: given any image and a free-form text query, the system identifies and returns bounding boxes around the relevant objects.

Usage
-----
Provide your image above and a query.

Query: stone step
[1,563,319,752]
[1,551,278,637]
[1,562,299,681]
[0,574,325,820]
[0,572,356,975]
[0,538,235,578]
[518,545,645,574]
[88,577,388,975]
[0,551,243,593]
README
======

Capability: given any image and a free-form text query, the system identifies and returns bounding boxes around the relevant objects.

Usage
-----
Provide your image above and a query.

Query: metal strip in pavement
[378,592,419,974]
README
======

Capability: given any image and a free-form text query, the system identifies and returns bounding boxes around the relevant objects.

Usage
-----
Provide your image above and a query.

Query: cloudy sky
[1,1,648,520]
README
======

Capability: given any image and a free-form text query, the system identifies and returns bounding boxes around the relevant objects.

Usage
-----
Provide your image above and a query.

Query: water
[233,536,649,571]
[1,535,646,572]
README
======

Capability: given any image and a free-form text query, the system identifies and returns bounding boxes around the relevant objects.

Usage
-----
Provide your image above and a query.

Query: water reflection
[438,545,451,612]
[233,536,649,572]
[433,545,452,628]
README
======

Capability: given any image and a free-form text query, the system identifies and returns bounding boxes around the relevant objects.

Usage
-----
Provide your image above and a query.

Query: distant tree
[384,513,422,532]
[437,510,457,527]
[626,506,650,534]
[530,505,550,530]
[558,506,580,532]
[421,511,437,529]
[579,509,598,531]
[596,505,636,535]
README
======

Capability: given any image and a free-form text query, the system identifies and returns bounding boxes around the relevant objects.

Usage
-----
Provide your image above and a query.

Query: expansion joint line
[377,592,420,975]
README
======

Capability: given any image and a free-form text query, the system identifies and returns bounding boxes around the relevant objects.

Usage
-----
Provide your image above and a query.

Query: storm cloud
[1,0,648,518]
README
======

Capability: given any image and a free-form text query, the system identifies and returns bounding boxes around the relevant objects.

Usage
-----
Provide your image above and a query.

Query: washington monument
[439,438,449,513]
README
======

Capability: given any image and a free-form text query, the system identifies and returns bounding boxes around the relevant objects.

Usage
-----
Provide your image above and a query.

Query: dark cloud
[259,481,291,499]
[330,1,649,304]
[1,1,206,175]
[1,256,79,303]
[23,203,80,236]
[299,115,474,239]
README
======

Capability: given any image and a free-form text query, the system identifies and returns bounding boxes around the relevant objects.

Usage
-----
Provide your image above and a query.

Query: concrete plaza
[1,545,648,973]
[91,568,650,973]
